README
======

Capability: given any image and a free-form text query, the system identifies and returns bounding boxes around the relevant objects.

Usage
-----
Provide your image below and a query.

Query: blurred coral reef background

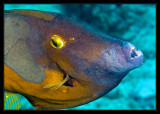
[4,4,156,110]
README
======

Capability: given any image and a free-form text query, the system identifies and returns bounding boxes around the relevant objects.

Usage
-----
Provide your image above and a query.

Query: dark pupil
[52,40,58,47]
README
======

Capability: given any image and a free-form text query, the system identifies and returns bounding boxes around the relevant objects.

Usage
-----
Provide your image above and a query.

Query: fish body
[4,9,143,109]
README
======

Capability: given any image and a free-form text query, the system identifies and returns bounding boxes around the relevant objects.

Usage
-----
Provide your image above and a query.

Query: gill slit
[43,74,70,90]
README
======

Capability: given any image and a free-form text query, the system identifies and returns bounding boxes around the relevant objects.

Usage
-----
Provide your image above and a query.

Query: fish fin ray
[4,92,21,110]
[43,75,69,90]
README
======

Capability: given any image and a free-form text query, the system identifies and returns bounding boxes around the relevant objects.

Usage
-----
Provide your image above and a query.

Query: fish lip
[130,46,143,60]
[122,42,144,68]
[129,45,144,66]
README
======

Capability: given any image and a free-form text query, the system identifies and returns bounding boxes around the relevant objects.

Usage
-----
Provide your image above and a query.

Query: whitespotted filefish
[4,9,143,109]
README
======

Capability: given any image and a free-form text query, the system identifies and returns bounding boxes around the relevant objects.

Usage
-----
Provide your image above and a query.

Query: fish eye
[50,35,65,49]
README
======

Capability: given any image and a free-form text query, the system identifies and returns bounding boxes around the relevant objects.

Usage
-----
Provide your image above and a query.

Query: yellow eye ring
[50,35,65,49]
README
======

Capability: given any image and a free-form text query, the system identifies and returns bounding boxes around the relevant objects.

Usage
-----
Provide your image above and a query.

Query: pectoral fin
[43,75,70,90]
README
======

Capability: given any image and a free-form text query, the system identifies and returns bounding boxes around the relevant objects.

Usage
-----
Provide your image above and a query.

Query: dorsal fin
[5,9,57,21]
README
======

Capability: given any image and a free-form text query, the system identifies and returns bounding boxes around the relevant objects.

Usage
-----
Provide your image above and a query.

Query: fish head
[38,13,144,108]
[4,10,143,109]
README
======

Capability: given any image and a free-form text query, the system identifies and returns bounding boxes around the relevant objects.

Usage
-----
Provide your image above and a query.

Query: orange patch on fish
[8,10,56,21]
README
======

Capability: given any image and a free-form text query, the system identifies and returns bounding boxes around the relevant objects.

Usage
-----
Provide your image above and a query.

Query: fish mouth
[122,42,144,68]
[130,46,143,60]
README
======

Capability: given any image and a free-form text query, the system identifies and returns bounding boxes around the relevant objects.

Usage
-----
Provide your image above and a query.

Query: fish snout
[122,42,143,68]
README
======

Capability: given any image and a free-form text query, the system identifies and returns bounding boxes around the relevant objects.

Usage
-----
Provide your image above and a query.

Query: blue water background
[4,4,156,110]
